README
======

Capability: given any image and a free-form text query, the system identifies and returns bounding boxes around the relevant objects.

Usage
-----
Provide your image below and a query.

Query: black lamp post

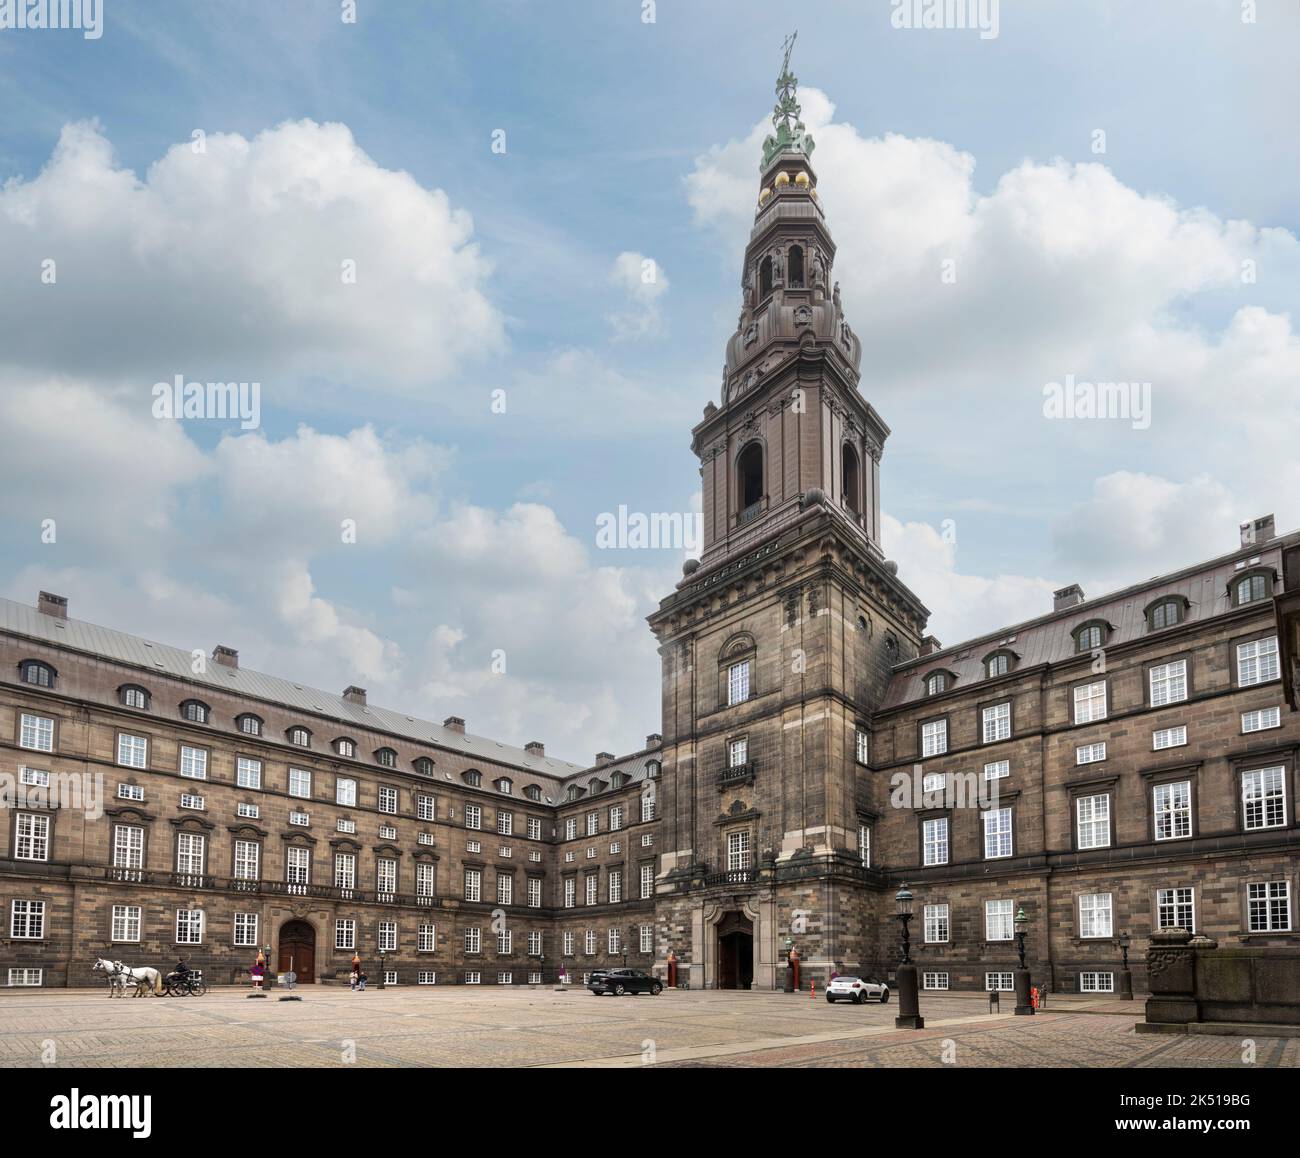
[622,930,630,969]
[1013,905,1034,1016]
[893,884,924,1029]
[378,947,387,990]
[1117,931,1133,1000]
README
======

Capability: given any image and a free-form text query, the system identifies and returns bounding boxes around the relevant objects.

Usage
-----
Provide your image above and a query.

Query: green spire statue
[762,30,815,170]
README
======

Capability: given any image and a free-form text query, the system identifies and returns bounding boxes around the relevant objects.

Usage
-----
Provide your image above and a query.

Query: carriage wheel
[191,980,208,996]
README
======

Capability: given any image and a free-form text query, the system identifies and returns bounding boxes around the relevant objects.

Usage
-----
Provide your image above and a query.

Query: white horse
[92,957,129,997]
[99,958,162,997]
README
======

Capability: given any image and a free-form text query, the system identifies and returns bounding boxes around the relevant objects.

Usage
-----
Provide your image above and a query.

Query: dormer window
[181,700,210,725]
[335,737,356,758]
[375,748,397,769]
[237,714,262,737]
[924,671,949,696]
[566,785,580,802]
[120,685,150,711]
[646,761,660,778]
[1073,622,1108,654]
[1146,597,1187,631]
[20,660,56,689]
[1232,570,1273,607]
[464,770,482,788]
[984,651,1015,679]
[288,726,311,748]
[611,772,625,789]
[524,785,541,802]
[497,778,512,795]
[414,757,434,777]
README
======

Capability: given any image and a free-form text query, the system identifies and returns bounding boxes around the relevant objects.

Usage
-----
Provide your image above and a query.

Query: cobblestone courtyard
[2,988,1297,1069]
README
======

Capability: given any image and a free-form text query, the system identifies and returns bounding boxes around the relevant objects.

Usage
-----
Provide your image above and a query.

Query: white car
[825,975,890,1004]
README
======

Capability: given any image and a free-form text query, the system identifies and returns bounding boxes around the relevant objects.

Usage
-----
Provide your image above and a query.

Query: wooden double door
[277,920,316,983]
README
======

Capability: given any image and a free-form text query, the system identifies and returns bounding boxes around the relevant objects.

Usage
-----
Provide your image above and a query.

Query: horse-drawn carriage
[92,957,207,997]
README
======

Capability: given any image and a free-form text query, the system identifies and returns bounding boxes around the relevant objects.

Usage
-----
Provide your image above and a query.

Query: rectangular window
[378,921,397,952]
[585,875,598,905]
[466,840,481,854]
[176,832,205,875]
[15,813,51,861]
[565,817,578,841]
[1153,781,1192,841]
[179,745,208,780]
[1074,681,1107,724]
[923,903,949,943]
[465,804,482,831]
[234,839,260,881]
[726,830,752,871]
[563,931,575,956]
[528,930,543,955]
[236,757,262,789]
[497,810,513,836]
[234,913,258,947]
[1247,881,1291,932]
[176,909,204,945]
[180,792,205,810]
[585,930,598,955]
[527,817,542,840]
[379,786,398,815]
[414,794,435,821]
[855,729,870,765]
[640,925,654,954]
[8,968,43,987]
[465,927,481,954]
[1242,767,1287,830]
[1156,886,1195,931]
[528,877,543,908]
[564,878,576,908]
[464,868,482,903]
[610,805,624,831]
[117,783,144,801]
[113,824,144,870]
[1079,893,1113,939]
[419,924,437,952]
[983,807,1012,858]
[111,904,141,943]
[728,738,748,768]
[1076,742,1107,765]
[288,768,311,799]
[608,870,623,904]
[858,824,871,868]
[417,861,435,898]
[1148,660,1188,707]
[20,714,54,752]
[418,971,437,985]
[19,767,49,788]
[1237,637,1280,688]
[608,928,620,954]
[922,972,949,991]
[586,812,599,836]
[334,853,356,890]
[727,660,751,706]
[984,760,1009,781]
[497,874,513,906]
[1242,707,1282,733]
[376,857,397,894]
[922,817,948,866]
[465,971,481,985]
[117,733,148,768]
[1075,794,1111,850]
[986,972,1015,992]
[641,795,655,823]
[982,702,1011,743]
[641,863,655,899]
[985,899,1014,941]
[921,719,948,757]
[11,899,45,939]
[1153,725,1187,751]
[286,846,310,885]
[497,972,512,985]
[335,920,356,950]
[1079,972,1114,993]
[336,778,357,807]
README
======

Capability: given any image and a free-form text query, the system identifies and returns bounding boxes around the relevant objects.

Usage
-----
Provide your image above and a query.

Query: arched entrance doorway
[716,911,754,990]
[278,919,316,983]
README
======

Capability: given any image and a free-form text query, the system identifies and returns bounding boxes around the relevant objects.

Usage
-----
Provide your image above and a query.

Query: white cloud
[606,250,669,340]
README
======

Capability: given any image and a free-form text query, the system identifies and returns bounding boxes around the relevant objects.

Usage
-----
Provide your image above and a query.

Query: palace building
[3,56,1299,995]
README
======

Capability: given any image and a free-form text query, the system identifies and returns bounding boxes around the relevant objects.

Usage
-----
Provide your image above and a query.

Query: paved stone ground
[0,987,1295,1069]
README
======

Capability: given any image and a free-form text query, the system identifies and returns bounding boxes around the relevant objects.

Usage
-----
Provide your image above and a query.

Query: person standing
[350,952,361,992]
[251,951,265,993]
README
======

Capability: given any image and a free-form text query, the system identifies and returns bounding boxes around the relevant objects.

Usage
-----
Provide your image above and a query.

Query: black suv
[586,968,663,997]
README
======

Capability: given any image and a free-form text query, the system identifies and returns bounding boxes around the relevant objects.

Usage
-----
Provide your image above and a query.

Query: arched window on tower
[758,256,773,300]
[737,442,765,524]
[788,245,804,288]
[842,443,861,516]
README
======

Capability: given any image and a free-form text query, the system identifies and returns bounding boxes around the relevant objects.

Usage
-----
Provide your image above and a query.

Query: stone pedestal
[1144,927,1197,1025]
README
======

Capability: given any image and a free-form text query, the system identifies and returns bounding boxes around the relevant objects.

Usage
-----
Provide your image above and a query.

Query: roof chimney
[1053,584,1086,612]
[213,645,239,669]
[343,685,367,705]
[645,733,662,749]
[595,751,615,767]
[443,716,466,734]
[525,741,545,757]
[37,592,67,619]
[919,635,942,657]
[1240,514,1276,549]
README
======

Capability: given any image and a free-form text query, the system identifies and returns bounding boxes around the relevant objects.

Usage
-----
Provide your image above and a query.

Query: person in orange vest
[1030,985,1039,1010]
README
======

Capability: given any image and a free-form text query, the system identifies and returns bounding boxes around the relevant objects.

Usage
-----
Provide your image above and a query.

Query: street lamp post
[378,947,387,990]
[1013,905,1034,1016]
[783,935,795,993]
[893,884,924,1030]
[1117,932,1133,1000]
[622,930,630,969]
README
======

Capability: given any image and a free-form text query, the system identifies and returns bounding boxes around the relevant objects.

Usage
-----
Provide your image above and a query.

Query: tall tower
[649,39,930,989]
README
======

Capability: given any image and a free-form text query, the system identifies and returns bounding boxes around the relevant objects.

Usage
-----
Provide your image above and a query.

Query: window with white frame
[112,904,141,943]
[1242,767,1287,830]
[286,846,310,885]
[1076,794,1111,849]
[1247,881,1291,932]
[610,805,624,831]
[564,878,576,908]
[1079,972,1114,993]
[20,713,54,752]
[921,719,948,757]
[923,903,949,943]
[982,702,1011,743]
[334,852,356,890]
[585,875,598,905]
[528,876,543,907]
[336,738,356,758]
[497,874,513,906]
[236,757,262,789]
[986,972,1014,992]
[467,840,481,854]
[288,768,311,799]
[420,832,436,846]
[15,813,50,861]
[336,778,357,807]
[564,817,578,841]
[1242,707,1282,733]
[1153,781,1192,841]
[289,810,308,826]
[527,930,543,955]
[8,968,43,986]
[1149,659,1188,707]
[176,832,205,875]
[497,810,513,836]
[376,858,397,894]
[855,728,870,765]
[415,794,435,822]
[378,921,397,952]
[379,786,398,815]
[418,971,437,985]
[180,792,205,811]
[985,899,1014,941]
[727,659,751,706]
[922,772,945,795]
[1079,893,1113,938]
[1156,886,1195,931]
[608,870,623,904]
[11,899,45,939]
[640,925,653,953]
[527,817,542,840]
[179,745,208,780]
[335,919,356,950]
[726,829,752,871]
[585,930,598,955]
[176,909,204,944]
[234,913,258,947]
[926,672,948,696]
[465,926,481,954]
[586,811,599,836]
[728,738,748,768]
[113,824,143,869]
[464,868,482,903]
[416,861,435,898]
[983,807,1012,858]
[922,817,948,866]
[607,928,620,954]
[233,839,260,880]
[563,931,575,956]
[641,833,653,846]
[497,972,512,985]
[117,733,148,768]
[465,804,481,831]
[858,823,872,868]
[640,794,655,822]
[419,923,436,952]
[1074,681,1107,724]
[1076,742,1107,765]
[288,727,310,747]
[922,972,949,991]
[118,783,144,801]
[1237,637,1280,687]
[984,760,1009,780]
[1153,725,1187,751]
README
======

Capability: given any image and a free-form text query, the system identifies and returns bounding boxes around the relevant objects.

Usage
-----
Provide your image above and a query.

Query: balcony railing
[99,867,438,909]
[719,760,756,789]
[702,868,757,888]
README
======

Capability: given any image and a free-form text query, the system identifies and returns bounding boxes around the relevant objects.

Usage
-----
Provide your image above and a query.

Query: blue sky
[1,0,1297,761]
